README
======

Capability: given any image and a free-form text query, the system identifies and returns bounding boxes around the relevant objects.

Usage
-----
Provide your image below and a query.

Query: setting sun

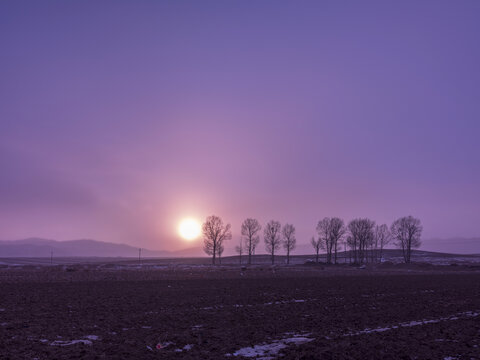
[178,218,201,241]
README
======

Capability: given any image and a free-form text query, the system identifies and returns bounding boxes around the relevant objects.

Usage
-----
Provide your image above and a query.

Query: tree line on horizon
[202,215,422,265]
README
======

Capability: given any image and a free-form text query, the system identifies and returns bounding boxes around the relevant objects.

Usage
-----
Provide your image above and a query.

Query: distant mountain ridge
[0,238,204,258]
[292,238,480,256]
[0,237,478,258]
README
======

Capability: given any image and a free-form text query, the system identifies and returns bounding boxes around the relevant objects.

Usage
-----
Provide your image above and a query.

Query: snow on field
[49,335,99,346]
[227,311,479,358]
[226,333,314,359]
[345,311,479,336]
[50,340,92,346]
[263,299,306,305]
[175,344,194,352]
[202,299,310,311]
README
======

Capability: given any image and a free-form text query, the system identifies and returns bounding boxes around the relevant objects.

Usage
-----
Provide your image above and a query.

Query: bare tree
[346,235,354,263]
[329,217,346,264]
[235,238,243,264]
[202,215,232,265]
[373,224,391,263]
[347,218,375,264]
[310,236,322,263]
[282,224,296,265]
[241,218,261,265]
[315,217,345,264]
[316,218,331,263]
[264,220,281,265]
[391,216,422,263]
[217,242,224,264]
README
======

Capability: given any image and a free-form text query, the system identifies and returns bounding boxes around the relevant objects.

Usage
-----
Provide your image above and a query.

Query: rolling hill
[0,238,204,258]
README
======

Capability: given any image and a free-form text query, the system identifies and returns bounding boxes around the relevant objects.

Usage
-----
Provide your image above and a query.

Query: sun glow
[178,218,201,241]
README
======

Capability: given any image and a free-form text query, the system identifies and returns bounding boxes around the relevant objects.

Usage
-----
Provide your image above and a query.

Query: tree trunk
[406,239,411,263]
[287,249,290,264]
[334,242,337,264]
[212,243,216,265]
[401,243,407,263]
[248,239,252,265]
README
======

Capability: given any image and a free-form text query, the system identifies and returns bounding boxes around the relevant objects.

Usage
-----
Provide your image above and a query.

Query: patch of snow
[156,341,174,349]
[50,339,93,346]
[175,344,194,352]
[227,333,313,359]
[203,299,310,311]
[141,326,152,329]
[49,335,99,346]
[345,311,479,336]
[263,299,307,306]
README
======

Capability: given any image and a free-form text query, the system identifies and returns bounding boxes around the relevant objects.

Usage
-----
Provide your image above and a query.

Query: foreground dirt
[0,266,479,359]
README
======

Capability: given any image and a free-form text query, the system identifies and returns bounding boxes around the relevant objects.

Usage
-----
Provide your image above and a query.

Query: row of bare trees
[202,216,297,265]
[202,215,232,265]
[262,220,297,265]
[202,215,422,265]
[311,216,422,264]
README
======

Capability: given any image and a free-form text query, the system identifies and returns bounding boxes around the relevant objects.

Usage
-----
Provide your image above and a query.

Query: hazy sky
[1,1,479,252]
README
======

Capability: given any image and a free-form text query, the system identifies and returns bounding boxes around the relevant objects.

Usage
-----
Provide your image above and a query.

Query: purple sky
[1,1,479,253]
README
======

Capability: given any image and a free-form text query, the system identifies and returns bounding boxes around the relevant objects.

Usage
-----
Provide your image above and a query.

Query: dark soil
[0,266,479,359]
